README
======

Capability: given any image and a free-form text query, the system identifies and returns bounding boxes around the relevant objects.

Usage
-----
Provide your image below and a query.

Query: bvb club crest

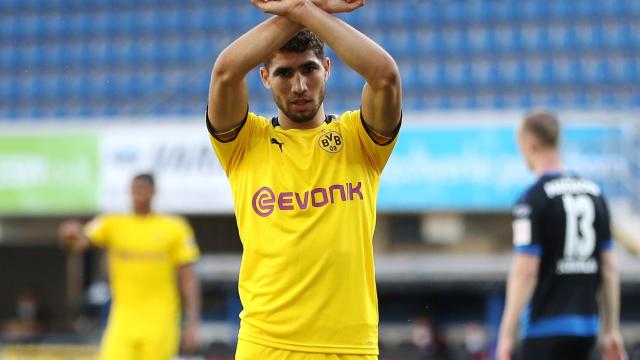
[318,131,343,153]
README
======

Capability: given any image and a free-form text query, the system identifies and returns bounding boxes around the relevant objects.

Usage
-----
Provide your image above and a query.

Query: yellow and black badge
[319,131,343,153]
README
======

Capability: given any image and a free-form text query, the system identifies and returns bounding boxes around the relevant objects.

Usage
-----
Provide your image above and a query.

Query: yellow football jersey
[85,214,200,334]
[210,110,398,354]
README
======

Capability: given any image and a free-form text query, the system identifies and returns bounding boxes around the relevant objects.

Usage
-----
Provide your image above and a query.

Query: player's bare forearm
[311,0,363,14]
[599,251,621,333]
[612,225,640,256]
[208,16,303,132]
[254,0,401,135]
[497,254,539,357]
[180,265,201,331]
[500,272,536,335]
[599,264,627,360]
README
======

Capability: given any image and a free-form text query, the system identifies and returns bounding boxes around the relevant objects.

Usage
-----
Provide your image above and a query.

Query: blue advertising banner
[379,122,627,211]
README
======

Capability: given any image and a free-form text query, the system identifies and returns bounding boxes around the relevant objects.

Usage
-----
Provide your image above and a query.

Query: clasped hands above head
[252,0,364,16]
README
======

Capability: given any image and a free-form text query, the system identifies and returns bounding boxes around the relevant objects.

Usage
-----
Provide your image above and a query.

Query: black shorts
[520,336,596,360]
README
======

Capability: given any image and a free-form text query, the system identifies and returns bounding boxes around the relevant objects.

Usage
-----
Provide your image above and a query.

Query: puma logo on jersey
[270,138,284,152]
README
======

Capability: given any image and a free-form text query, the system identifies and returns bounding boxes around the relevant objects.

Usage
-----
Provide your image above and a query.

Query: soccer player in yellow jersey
[208,0,402,358]
[58,173,201,360]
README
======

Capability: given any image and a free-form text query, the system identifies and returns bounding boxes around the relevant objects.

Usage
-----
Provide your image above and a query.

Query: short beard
[273,87,325,124]
[285,107,320,123]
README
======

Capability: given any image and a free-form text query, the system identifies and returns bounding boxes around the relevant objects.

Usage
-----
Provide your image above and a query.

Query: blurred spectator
[463,323,488,360]
[411,317,449,360]
[630,341,640,360]
[1,289,48,343]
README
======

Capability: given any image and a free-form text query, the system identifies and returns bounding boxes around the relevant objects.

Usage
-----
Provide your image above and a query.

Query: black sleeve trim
[206,106,249,144]
[359,109,402,146]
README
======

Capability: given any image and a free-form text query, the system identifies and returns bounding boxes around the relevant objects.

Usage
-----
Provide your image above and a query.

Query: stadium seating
[0,0,638,119]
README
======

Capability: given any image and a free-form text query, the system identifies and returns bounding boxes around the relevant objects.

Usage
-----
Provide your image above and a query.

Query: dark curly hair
[133,173,155,187]
[264,29,325,69]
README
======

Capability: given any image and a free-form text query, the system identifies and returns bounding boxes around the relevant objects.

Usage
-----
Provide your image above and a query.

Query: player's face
[131,178,155,208]
[261,50,330,124]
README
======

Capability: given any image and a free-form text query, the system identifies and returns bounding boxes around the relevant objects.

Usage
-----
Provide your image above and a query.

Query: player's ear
[259,67,271,89]
[323,57,331,81]
[526,134,540,154]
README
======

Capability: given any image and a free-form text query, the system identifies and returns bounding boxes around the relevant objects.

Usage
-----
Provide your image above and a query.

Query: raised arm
[208,16,303,134]
[497,254,540,360]
[255,0,401,138]
[58,220,92,253]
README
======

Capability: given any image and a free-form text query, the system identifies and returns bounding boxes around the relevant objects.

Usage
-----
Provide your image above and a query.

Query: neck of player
[278,106,326,130]
[134,203,152,216]
[533,150,564,176]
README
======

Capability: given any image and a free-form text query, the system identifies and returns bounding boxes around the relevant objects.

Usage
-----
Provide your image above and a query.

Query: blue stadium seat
[632,0,640,15]
[487,61,502,87]
[411,28,443,56]
[482,27,499,54]
[447,0,473,22]
[501,0,522,21]
[51,74,69,100]
[549,1,575,19]
[494,25,518,53]
[590,24,607,50]
[398,30,418,57]
[572,89,588,108]
[373,2,399,27]
[468,59,488,87]
[546,24,566,51]
[519,0,545,20]
[398,61,417,90]
[574,0,600,17]
[513,59,528,86]
[517,91,533,109]
[566,58,583,85]
[0,77,18,101]
[509,25,525,53]
[606,0,628,16]
[246,73,264,93]
[21,44,43,68]
[534,25,552,51]
[442,61,461,87]
[623,57,639,83]
[631,91,640,107]
[443,28,467,55]
[594,58,611,83]
[218,6,244,32]
[99,73,119,98]
[465,25,485,54]
[541,60,556,86]
[616,23,633,49]
[573,23,593,50]
[562,25,578,50]
[423,61,447,88]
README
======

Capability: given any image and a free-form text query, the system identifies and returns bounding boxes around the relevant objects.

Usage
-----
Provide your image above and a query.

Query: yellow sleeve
[208,111,261,175]
[345,109,400,174]
[84,215,111,248]
[171,217,200,265]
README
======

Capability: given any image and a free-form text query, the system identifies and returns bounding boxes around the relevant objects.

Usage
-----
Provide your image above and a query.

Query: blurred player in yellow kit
[58,173,201,360]
[208,0,401,359]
